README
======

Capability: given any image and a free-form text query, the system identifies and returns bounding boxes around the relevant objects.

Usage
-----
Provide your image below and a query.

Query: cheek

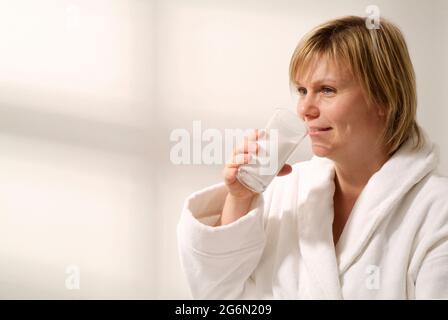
[334,110,382,143]
[319,89,372,121]
[324,104,353,134]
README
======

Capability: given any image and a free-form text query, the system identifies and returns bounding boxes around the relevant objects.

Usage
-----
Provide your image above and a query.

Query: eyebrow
[295,78,339,86]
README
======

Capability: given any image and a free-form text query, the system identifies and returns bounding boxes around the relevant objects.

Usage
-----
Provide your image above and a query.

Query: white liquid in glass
[236,108,308,193]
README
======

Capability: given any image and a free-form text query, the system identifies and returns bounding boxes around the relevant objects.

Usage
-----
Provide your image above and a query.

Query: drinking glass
[236,108,308,193]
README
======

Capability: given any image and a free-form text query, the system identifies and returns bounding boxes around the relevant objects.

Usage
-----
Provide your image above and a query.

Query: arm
[177,129,291,299]
[177,183,266,299]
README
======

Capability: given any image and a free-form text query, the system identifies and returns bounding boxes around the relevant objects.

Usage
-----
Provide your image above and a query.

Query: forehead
[294,54,353,85]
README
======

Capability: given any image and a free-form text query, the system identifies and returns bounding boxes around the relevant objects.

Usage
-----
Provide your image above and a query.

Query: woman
[177,16,448,299]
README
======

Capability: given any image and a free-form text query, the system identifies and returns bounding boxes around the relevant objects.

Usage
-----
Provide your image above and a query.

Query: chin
[311,145,333,158]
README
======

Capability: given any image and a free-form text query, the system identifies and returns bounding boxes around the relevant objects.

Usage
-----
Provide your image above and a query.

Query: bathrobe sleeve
[177,182,267,299]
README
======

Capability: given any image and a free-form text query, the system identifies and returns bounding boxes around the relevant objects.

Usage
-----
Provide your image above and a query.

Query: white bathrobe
[177,136,448,299]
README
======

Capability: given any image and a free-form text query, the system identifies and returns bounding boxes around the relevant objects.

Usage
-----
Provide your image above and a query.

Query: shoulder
[425,173,448,190]
[418,173,448,207]
[410,174,448,273]
[411,173,448,235]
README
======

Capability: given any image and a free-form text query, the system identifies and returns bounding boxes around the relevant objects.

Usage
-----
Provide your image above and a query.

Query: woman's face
[295,56,385,162]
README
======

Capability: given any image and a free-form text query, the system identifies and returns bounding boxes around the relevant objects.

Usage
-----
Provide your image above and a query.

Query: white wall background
[0,0,447,299]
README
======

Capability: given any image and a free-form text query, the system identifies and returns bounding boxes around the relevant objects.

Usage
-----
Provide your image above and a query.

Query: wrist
[226,193,255,203]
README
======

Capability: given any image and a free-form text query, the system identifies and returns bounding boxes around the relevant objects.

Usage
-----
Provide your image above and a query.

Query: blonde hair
[289,16,422,156]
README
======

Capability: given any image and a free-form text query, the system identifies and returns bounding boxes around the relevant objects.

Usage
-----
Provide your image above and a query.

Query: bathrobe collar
[336,135,438,273]
[295,133,438,299]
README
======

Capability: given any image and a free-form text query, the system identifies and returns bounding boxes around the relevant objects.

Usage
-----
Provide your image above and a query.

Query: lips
[308,126,332,133]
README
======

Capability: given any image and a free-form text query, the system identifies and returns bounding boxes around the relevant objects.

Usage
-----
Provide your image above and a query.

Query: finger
[226,153,252,168]
[277,164,292,176]
[232,134,249,156]
[233,141,258,156]
[247,129,258,141]
[231,129,260,157]
[256,128,265,140]
[223,167,238,184]
[233,153,252,165]
[249,128,265,141]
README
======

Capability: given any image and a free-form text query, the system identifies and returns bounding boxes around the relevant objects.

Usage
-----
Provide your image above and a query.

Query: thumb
[277,164,292,176]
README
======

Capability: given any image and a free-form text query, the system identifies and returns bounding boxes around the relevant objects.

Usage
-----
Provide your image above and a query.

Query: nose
[297,93,320,121]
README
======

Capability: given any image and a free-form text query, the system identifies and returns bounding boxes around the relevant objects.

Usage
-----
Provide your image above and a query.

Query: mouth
[309,127,332,133]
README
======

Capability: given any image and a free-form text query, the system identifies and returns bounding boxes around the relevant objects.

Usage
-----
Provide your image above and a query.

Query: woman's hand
[217,129,292,226]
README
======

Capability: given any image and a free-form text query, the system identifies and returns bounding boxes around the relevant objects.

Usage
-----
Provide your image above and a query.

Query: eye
[321,86,336,95]
[296,87,307,96]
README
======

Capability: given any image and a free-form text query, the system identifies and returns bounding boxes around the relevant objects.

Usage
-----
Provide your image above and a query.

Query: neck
[333,150,389,198]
